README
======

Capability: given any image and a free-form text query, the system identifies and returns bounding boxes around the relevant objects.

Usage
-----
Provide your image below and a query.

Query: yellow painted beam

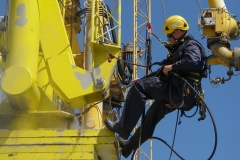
[0,129,115,145]
[0,129,119,160]
[0,129,114,138]
[0,137,115,145]
[38,0,119,109]
[0,144,119,160]
[0,145,95,153]
[4,0,39,75]
[1,0,41,111]
[0,152,98,159]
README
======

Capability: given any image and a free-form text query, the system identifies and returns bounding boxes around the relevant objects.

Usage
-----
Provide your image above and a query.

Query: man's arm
[163,65,172,75]
[172,43,202,71]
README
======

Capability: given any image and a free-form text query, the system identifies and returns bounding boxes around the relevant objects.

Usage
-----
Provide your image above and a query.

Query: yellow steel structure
[0,0,239,160]
[0,129,119,159]
[131,0,152,159]
[0,0,121,159]
[199,0,240,67]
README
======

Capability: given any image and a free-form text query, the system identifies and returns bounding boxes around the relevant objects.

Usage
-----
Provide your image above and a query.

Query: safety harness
[162,36,209,113]
[167,35,208,83]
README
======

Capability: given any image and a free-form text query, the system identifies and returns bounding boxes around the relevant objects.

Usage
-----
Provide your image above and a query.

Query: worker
[104,15,207,158]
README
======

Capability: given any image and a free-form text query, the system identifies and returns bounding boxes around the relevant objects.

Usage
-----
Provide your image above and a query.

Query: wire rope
[161,0,166,21]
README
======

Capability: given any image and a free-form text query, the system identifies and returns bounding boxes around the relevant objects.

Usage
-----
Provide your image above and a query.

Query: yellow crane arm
[200,0,240,68]
[0,0,121,111]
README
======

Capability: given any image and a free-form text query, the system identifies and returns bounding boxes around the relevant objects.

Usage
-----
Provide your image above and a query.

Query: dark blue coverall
[119,34,206,157]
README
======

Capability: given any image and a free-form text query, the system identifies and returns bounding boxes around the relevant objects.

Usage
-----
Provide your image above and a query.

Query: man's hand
[163,65,172,75]
[131,78,140,85]
[165,103,177,109]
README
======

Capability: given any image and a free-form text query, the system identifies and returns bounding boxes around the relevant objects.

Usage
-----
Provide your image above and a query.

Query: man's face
[167,30,182,45]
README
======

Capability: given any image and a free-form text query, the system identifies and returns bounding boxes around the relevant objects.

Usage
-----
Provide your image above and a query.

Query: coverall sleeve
[172,41,202,71]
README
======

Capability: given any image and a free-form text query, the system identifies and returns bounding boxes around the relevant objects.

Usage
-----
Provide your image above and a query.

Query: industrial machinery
[0,0,122,159]
[0,0,239,159]
[198,0,240,84]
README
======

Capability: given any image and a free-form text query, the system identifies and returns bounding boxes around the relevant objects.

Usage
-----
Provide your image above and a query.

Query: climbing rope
[161,0,167,21]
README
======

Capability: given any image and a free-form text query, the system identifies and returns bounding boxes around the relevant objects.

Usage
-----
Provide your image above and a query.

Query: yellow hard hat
[163,15,189,34]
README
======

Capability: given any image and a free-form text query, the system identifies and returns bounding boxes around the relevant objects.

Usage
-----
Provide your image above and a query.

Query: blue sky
[123,0,240,160]
[1,1,240,160]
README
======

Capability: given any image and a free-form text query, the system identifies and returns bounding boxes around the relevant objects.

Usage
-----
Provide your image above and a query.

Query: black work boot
[118,137,133,158]
[104,118,130,140]
[119,127,144,158]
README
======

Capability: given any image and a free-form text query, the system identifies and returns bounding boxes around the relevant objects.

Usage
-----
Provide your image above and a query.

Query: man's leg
[104,83,146,139]
[121,77,168,133]
[104,77,165,139]
[119,100,175,158]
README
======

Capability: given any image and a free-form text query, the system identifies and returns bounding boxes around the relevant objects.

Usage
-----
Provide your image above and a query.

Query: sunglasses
[167,33,173,38]
[167,31,176,38]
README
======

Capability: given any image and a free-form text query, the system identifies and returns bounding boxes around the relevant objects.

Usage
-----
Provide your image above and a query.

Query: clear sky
[122,0,240,160]
[0,1,240,160]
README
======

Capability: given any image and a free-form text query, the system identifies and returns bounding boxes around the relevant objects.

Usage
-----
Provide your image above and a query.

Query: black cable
[129,72,217,160]
[101,36,217,159]
[97,39,165,68]
[101,4,133,85]
[116,51,133,85]
[76,101,103,119]
[111,53,165,68]
[169,109,180,160]
[75,8,88,18]
[98,39,162,85]
[145,38,152,75]
[171,72,218,160]
[145,29,152,75]
[182,106,199,118]
[169,103,198,159]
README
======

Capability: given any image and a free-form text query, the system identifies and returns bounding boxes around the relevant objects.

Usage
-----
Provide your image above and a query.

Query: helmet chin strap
[164,31,188,52]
